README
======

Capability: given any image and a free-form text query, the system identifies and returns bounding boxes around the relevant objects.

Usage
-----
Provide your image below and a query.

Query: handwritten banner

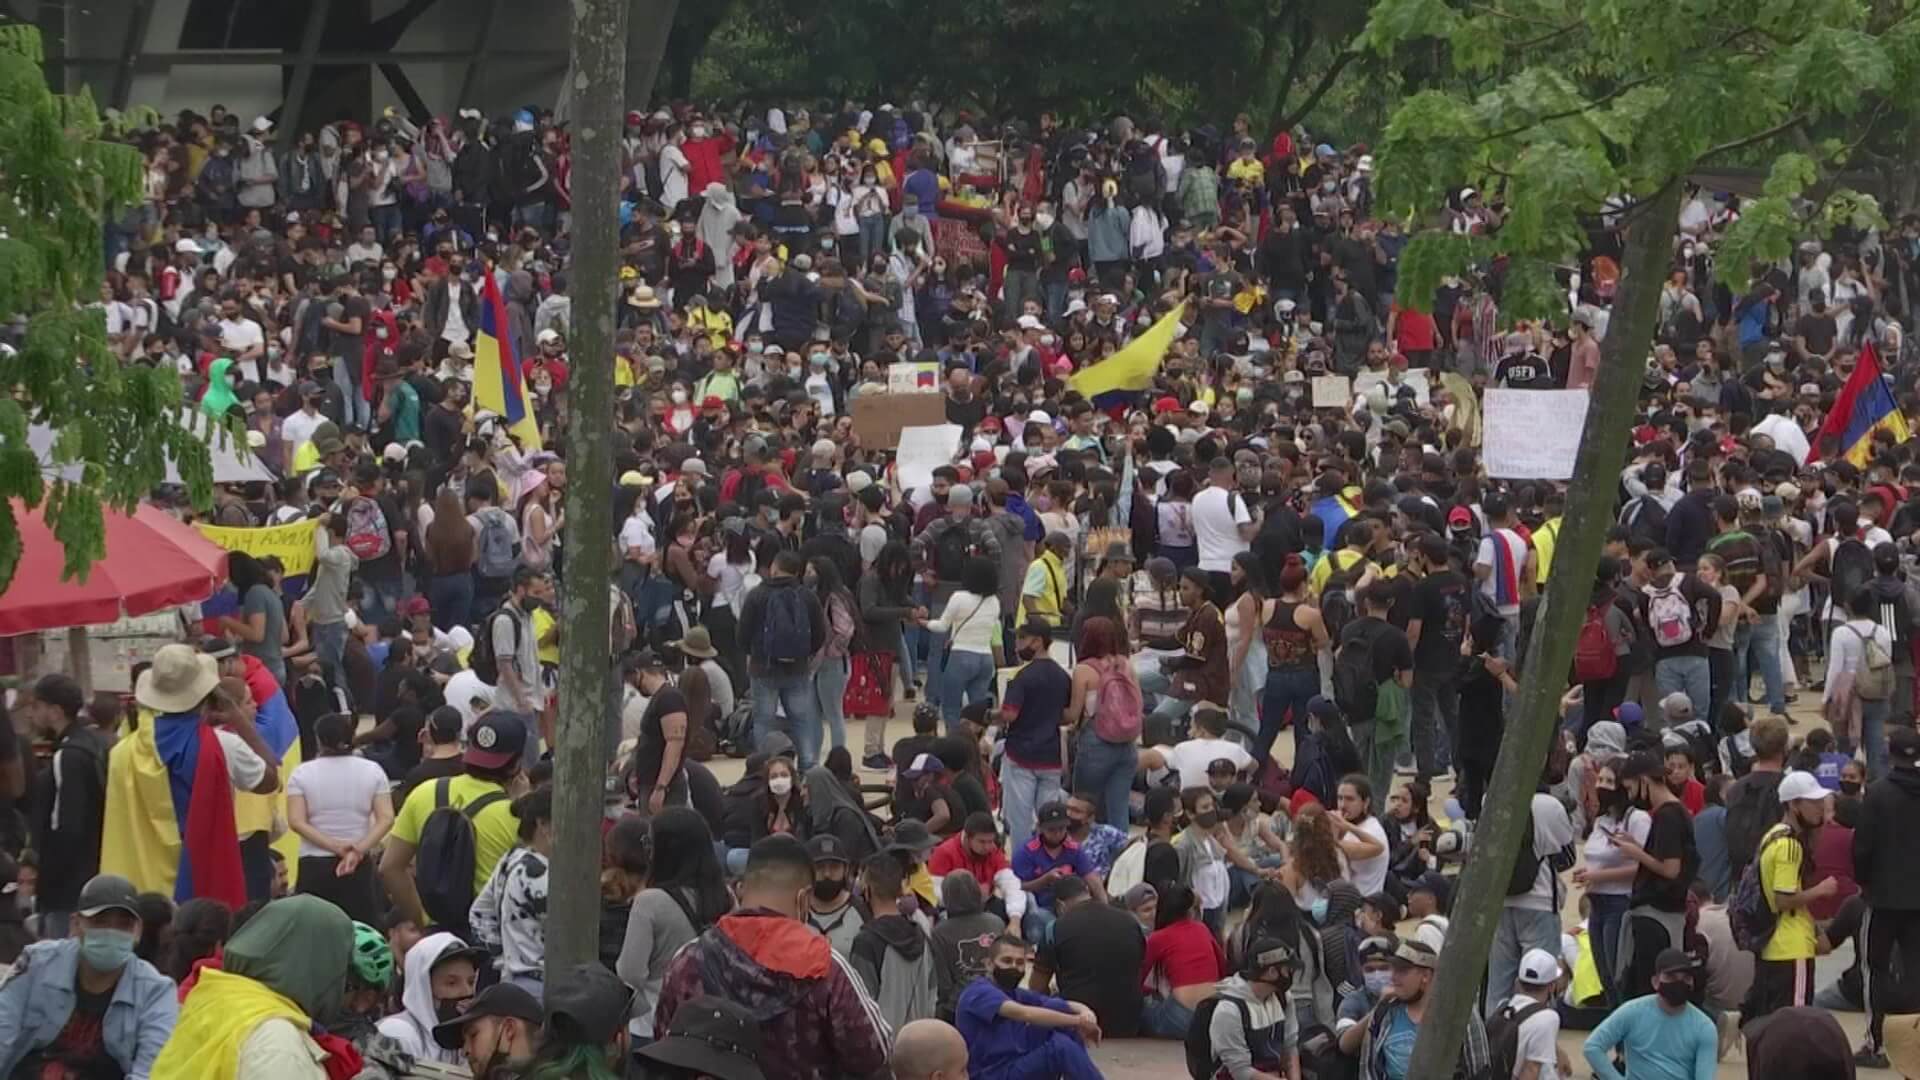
[196,518,320,577]
[1484,389,1591,479]
[1311,375,1352,409]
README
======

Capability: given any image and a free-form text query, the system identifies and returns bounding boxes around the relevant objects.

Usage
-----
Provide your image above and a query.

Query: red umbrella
[0,501,230,635]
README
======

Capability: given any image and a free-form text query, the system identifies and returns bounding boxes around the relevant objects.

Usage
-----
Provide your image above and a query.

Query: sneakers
[902,686,916,702]
[1854,1045,1888,1069]
[862,753,892,770]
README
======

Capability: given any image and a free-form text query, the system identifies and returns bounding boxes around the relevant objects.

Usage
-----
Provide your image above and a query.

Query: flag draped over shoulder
[474,271,542,450]
[100,710,248,909]
[1812,340,1908,466]
[1068,302,1187,403]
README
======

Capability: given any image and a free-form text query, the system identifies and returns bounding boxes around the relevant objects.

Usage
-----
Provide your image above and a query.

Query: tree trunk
[545,0,629,981]
[1401,179,1682,1078]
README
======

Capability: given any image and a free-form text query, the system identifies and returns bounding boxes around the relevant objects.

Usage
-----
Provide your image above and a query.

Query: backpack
[1621,495,1669,546]
[1847,623,1895,700]
[1728,827,1798,953]
[475,508,519,579]
[1758,527,1790,605]
[1724,772,1785,881]
[1615,591,1655,676]
[758,585,813,665]
[933,522,975,582]
[1184,996,1252,1080]
[415,777,510,930]
[343,497,392,560]
[1831,537,1874,614]
[1332,624,1379,727]
[467,607,521,686]
[1506,807,1544,897]
[1092,657,1144,743]
[1572,603,1618,683]
[1486,999,1554,1080]
[1647,577,1694,648]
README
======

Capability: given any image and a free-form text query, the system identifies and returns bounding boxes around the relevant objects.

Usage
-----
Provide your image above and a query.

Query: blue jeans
[1734,617,1787,715]
[857,215,888,264]
[1072,729,1138,829]
[311,619,348,676]
[996,1029,1104,1080]
[428,573,474,630]
[1655,654,1712,721]
[332,355,371,430]
[1230,643,1267,742]
[370,202,402,242]
[360,576,404,624]
[815,655,850,753]
[940,649,995,732]
[1000,757,1064,853]
[1488,906,1564,1013]
[1043,279,1068,322]
[1589,891,1630,1002]
[1142,995,1194,1039]
[753,669,824,770]
[1861,697,1890,779]
[1257,669,1319,767]
[1021,905,1057,943]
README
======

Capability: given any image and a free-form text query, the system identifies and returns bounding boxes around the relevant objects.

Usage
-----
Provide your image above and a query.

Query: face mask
[1194,810,1220,830]
[769,776,793,796]
[991,967,1025,993]
[1657,980,1691,1006]
[383,266,398,281]
[1309,898,1330,924]
[1363,970,1392,996]
[812,878,845,901]
[1841,780,1863,795]
[671,389,688,405]
[435,997,469,1024]
[1036,213,1055,230]
[1017,646,1039,662]
[79,928,137,972]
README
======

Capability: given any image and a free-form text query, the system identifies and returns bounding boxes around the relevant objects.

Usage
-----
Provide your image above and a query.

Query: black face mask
[1017,646,1039,662]
[434,997,469,1024]
[1195,810,1221,830]
[812,878,846,901]
[1840,780,1863,796]
[991,967,1025,993]
[1657,980,1691,1006]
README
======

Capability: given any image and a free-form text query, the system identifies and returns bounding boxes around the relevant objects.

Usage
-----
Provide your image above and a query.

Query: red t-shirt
[927,834,1009,890]
[1391,305,1438,352]
[1141,918,1226,992]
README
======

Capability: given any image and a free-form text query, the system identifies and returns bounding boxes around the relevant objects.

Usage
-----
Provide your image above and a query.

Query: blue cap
[1614,702,1645,729]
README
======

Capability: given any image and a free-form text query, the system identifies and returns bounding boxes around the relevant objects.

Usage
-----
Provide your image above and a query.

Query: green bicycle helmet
[350,921,395,988]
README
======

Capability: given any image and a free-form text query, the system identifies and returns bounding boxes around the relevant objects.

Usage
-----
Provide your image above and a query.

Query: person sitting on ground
[1011,802,1106,941]
[1357,939,1491,1080]
[429,981,545,1078]
[1140,883,1227,1039]
[1582,947,1717,1080]
[1197,935,1304,1080]
[928,811,1029,929]
[930,870,1006,1024]
[955,934,1104,1080]
[851,851,941,1031]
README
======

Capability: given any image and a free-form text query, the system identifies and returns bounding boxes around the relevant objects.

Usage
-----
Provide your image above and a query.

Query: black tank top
[1264,599,1316,671]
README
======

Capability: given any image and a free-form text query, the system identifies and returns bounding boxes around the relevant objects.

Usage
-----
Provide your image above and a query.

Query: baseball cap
[465,712,530,770]
[1357,935,1399,962]
[1893,726,1920,763]
[1653,947,1694,976]
[1658,692,1693,720]
[807,834,851,864]
[1777,770,1827,804]
[1017,314,1043,330]
[1446,506,1472,528]
[432,982,543,1049]
[76,874,140,918]
[1390,940,1438,970]
[545,963,635,1045]
[1613,701,1645,729]
[903,752,947,778]
[1036,802,1070,829]
[1518,948,1561,986]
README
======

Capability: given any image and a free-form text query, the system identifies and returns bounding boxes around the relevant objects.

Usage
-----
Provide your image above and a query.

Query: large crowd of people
[6,90,1920,1079]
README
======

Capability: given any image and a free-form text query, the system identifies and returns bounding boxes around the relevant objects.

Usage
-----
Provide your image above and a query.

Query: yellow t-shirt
[1533,517,1562,585]
[532,607,560,667]
[1309,547,1364,598]
[1225,157,1266,186]
[392,774,521,895]
[1758,823,1817,961]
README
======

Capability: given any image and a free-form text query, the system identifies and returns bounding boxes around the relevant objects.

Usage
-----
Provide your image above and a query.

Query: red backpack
[1572,602,1618,683]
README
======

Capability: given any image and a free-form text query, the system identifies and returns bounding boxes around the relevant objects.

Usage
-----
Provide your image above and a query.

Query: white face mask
[1036,213,1055,230]
[768,776,793,796]
[671,389,688,405]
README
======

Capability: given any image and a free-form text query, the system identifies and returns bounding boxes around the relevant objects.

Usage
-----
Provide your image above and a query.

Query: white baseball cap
[1518,948,1561,986]
[1777,770,1827,804]
[1017,314,1044,330]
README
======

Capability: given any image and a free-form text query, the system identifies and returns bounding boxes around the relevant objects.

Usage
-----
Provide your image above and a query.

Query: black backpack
[415,777,509,930]
[1505,804,1575,897]
[467,607,521,686]
[1724,771,1786,882]
[1621,495,1669,546]
[933,522,975,582]
[758,584,813,665]
[1332,623,1378,726]
[1832,536,1874,612]
[1486,999,1554,1080]
[1184,996,1251,1080]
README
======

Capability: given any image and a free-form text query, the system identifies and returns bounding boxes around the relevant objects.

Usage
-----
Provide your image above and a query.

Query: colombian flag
[1813,341,1908,467]
[475,270,542,450]
[100,710,249,910]
[1068,302,1187,410]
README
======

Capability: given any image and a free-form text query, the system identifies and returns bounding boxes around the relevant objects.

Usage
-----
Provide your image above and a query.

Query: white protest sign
[895,424,964,493]
[1484,389,1590,478]
[1311,375,1352,409]
[1354,368,1431,405]
[887,362,941,394]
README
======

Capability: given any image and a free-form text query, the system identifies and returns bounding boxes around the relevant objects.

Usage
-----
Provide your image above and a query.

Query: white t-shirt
[445,670,497,736]
[1827,616,1895,704]
[620,512,657,559]
[1158,738,1254,791]
[1507,793,1576,912]
[1344,815,1391,895]
[442,281,471,343]
[1191,486,1251,572]
[286,755,390,857]
[1581,807,1651,896]
[219,317,265,355]
[1503,990,1561,1080]
[213,729,268,793]
[281,410,324,454]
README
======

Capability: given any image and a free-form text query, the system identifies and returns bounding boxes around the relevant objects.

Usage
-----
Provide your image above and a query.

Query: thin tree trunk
[546,0,629,980]
[1401,179,1682,1078]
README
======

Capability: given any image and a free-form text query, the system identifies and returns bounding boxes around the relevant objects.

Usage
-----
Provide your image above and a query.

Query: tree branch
[1698,113,1808,163]
[1277,47,1363,132]
[1269,12,1315,125]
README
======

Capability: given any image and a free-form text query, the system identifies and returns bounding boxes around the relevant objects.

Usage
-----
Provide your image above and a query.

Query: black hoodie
[1853,764,1920,910]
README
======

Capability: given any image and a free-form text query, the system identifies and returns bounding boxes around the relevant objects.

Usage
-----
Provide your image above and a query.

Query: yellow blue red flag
[474,271,542,450]
[1812,340,1907,466]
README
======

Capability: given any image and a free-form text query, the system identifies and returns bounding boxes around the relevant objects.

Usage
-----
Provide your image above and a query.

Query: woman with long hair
[618,807,728,1040]
[1281,804,1344,908]
[859,541,919,767]
[703,522,757,693]
[928,557,1004,731]
[598,816,649,974]
[422,487,475,629]
[806,556,863,755]
[1155,470,1199,570]
[1069,576,1129,655]
[750,757,812,843]
[516,465,564,575]
[1258,554,1328,768]
[287,713,394,924]
[1067,616,1141,829]
[1226,550,1270,744]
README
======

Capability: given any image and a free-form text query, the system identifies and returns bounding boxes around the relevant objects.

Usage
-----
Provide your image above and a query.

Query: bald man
[893,1018,969,1080]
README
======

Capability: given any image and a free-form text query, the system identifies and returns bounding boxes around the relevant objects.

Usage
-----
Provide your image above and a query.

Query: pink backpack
[1091,657,1143,743]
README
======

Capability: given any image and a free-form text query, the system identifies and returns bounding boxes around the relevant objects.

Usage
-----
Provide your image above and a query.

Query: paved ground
[708,683,1897,1078]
